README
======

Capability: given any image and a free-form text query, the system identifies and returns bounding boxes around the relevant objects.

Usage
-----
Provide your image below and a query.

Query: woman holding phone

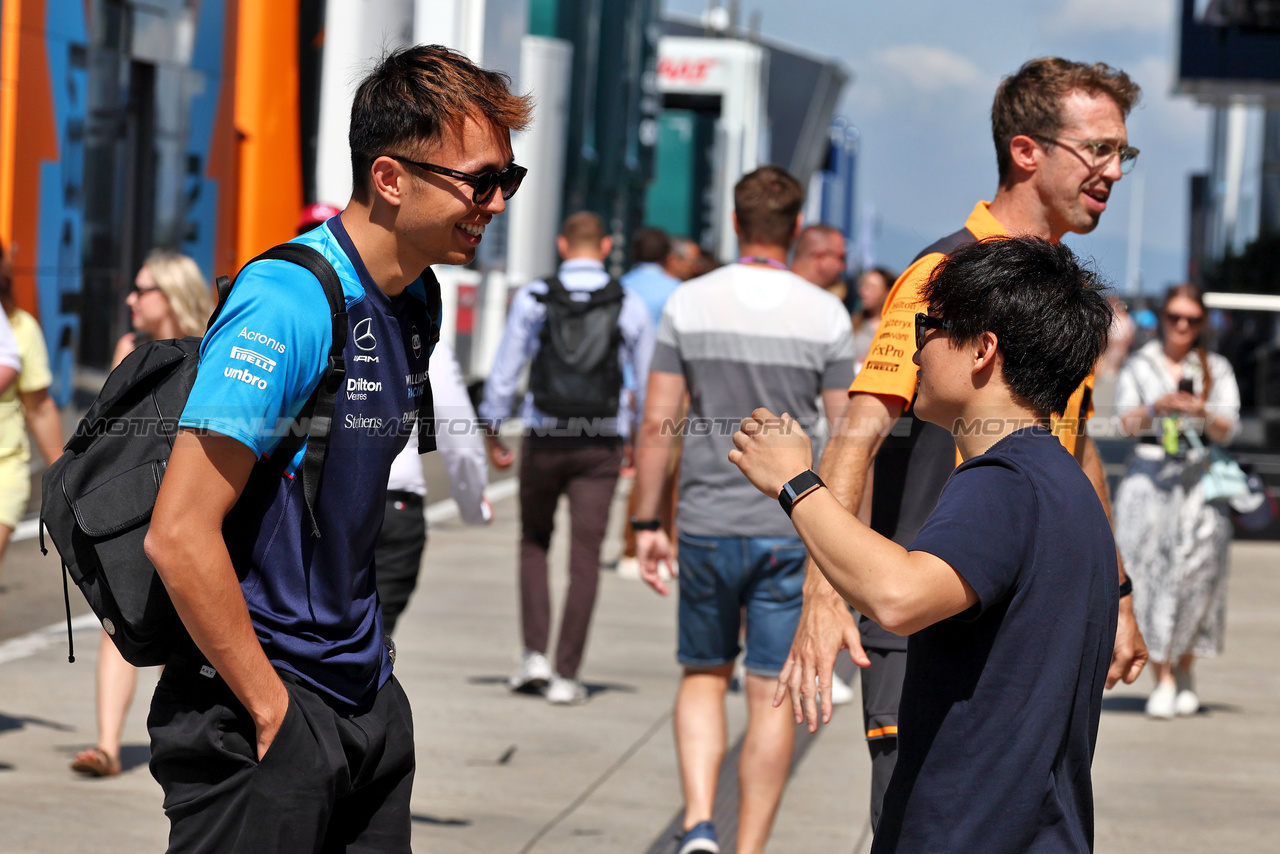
[1113,284,1240,720]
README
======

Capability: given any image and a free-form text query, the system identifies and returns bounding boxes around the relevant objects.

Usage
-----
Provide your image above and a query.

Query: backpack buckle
[326,355,346,389]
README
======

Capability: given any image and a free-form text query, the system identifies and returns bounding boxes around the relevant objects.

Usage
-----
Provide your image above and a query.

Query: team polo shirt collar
[559,257,606,274]
[964,201,1009,240]
[326,215,409,315]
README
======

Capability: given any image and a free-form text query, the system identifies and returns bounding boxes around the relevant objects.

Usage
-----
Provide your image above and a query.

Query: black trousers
[148,652,415,853]
[374,491,428,635]
[860,646,908,831]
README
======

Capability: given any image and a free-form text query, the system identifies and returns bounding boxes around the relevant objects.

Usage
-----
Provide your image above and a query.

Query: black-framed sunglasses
[386,155,527,204]
[1164,310,1204,327]
[915,312,951,350]
[130,282,162,296]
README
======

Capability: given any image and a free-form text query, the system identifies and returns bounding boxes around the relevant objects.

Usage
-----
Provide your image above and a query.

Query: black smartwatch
[778,470,825,517]
[630,517,662,531]
[1118,577,1133,599]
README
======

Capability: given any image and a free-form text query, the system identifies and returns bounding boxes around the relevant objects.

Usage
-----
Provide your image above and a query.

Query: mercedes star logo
[354,318,377,351]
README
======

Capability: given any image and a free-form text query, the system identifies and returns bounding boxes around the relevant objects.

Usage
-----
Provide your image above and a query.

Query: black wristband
[1118,577,1133,598]
[778,470,825,517]
[630,517,662,531]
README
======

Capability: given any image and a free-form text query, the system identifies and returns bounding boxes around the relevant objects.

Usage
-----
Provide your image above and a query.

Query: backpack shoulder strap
[208,276,233,330]
[244,242,348,539]
[594,277,625,304]
[417,267,443,456]
[533,275,564,303]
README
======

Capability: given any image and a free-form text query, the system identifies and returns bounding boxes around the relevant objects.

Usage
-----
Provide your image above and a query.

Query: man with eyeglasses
[778,57,1151,833]
[143,46,531,851]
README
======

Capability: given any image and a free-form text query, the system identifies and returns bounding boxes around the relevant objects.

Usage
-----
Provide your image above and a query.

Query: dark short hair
[349,45,533,202]
[922,237,1112,416]
[991,57,1141,184]
[630,226,670,265]
[734,166,805,249]
[560,211,606,250]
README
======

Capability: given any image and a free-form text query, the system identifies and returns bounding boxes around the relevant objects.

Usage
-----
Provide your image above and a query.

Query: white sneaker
[1145,682,1176,719]
[1174,667,1199,716]
[546,675,588,705]
[616,557,641,580]
[828,674,856,706]
[508,650,552,693]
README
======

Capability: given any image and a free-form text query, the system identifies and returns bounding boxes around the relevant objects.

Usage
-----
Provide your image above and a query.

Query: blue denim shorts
[676,533,808,678]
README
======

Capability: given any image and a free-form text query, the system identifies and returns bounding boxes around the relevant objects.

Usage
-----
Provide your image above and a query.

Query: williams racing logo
[229,346,277,373]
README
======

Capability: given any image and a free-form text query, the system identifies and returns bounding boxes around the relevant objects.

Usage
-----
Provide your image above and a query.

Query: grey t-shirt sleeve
[822,320,856,390]
[651,301,683,374]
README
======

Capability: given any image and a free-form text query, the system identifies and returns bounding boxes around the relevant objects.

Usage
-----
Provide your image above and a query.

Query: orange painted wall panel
[1,0,58,315]
[208,0,241,277]
[235,1,302,268]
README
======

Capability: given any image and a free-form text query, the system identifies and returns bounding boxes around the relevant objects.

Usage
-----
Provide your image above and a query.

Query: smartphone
[1178,378,1194,394]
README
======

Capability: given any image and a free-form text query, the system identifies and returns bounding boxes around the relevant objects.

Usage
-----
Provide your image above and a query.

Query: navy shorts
[676,533,807,677]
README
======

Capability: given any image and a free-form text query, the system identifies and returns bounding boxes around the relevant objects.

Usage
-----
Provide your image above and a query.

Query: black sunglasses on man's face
[915,312,951,350]
[386,155,527,205]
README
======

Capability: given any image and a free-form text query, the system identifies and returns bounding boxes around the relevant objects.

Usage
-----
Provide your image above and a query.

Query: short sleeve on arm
[178,260,332,457]
[1112,358,1144,413]
[849,254,937,404]
[650,301,683,375]
[822,315,856,390]
[15,312,53,393]
[907,459,1037,616]
[1049,372,1094,457]
[0,309,21,373]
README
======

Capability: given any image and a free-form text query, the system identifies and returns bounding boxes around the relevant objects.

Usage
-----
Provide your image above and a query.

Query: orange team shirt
[850,201,1096,460]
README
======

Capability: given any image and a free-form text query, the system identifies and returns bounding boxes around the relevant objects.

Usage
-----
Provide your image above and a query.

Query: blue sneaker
[677,820,720,854]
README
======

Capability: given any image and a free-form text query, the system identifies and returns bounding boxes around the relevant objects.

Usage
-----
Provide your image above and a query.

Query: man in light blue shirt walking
[481,211,654,704]
[621,226,682,329]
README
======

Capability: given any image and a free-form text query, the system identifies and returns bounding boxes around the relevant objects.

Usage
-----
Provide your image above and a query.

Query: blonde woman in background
[72,250,211,777]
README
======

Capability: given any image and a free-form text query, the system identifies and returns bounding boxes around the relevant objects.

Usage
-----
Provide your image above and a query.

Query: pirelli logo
[862,360,899,372]
[229,346,277,373]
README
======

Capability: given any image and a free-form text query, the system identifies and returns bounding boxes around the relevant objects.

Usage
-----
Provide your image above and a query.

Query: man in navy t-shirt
[143,46,531,852]
[731,236,1119,852]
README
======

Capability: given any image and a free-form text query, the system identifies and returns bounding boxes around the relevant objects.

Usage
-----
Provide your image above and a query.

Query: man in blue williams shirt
[481,211,655,705]
[144,46,531,852]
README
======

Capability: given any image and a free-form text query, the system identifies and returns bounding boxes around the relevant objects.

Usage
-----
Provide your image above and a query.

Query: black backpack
[528,275,626,420]
[39,243,350,667]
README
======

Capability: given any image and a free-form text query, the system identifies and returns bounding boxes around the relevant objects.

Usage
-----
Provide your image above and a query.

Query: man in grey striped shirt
[633,167,854,854]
